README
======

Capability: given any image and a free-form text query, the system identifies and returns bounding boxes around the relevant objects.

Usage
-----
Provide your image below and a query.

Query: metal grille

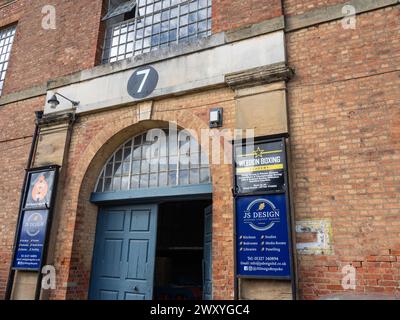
[102,0,212,63]
[0,24,16,96]
[95,129,211,192]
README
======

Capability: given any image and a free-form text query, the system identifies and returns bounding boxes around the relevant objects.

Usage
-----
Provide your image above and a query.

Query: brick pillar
[225,63,298,300]
[10,110,75,300]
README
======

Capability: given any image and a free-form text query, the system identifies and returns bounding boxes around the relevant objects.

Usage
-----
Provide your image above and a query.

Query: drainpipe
[5,110,43,300]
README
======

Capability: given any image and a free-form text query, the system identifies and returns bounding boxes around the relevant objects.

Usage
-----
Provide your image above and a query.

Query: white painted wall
[44,31,285,115]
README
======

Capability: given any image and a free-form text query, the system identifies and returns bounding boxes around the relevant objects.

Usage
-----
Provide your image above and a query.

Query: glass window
[95,128,211,192]
[0,24,16,96]
[102,0,212,64]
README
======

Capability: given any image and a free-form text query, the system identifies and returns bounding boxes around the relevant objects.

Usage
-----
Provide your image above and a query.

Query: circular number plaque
[127,65,159,99]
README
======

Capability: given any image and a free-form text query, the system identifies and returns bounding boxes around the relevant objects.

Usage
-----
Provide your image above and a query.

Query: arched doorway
[88,127,212,300]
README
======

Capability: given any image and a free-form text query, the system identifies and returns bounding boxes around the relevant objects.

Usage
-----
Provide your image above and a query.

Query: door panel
[89,204,158,300]
[203,205,212,300]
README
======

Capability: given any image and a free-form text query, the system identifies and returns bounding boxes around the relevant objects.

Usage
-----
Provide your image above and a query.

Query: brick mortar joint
[0,0,17,10]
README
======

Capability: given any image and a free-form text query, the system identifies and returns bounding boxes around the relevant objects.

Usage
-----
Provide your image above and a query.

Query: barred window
[95,128,211,193]
[0,24,16,96]
[102,0,212,64]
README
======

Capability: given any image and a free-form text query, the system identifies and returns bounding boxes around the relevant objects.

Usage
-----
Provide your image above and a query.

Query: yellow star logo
[253,147,264,158]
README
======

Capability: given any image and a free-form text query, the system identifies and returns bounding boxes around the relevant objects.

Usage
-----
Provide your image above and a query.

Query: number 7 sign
[127,65,159,99]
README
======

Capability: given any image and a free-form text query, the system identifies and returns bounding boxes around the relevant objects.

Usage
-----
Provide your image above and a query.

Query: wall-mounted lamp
[48,92,80,109]
[209,108,223,128]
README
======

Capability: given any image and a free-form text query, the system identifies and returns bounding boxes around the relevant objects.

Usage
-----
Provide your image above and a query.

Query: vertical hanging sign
[234,138,294,281]
[12,166,59,271]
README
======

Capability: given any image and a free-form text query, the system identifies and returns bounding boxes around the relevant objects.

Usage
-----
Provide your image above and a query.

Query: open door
[203,205,212,300]
[89,204,158,300]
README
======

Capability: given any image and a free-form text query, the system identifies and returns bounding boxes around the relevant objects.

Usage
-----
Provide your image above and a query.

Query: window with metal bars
[102,0,212,64]
[95,128,211,193]
[0,24,16,96]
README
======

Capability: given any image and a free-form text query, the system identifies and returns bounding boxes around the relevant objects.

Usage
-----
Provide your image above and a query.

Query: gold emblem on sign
[31,175,49,202]
[254,147,264,158]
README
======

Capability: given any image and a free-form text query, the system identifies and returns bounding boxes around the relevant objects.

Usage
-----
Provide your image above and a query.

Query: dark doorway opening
[154,200,211,300]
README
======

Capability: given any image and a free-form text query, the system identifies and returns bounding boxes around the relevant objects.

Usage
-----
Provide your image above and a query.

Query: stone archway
[47,104,234,300]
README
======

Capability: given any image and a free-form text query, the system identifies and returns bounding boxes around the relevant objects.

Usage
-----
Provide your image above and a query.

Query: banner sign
[13,210,49,270]
[24,170,56,209]
[234,140,285,195]
[236,194,291,278]
[12,166,58,271]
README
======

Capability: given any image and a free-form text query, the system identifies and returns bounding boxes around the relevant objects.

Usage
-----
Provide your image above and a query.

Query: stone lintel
[225,63,294,90]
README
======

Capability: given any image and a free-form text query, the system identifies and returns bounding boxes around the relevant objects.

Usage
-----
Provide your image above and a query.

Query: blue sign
[236,194,291,278]
[13,210,49,270]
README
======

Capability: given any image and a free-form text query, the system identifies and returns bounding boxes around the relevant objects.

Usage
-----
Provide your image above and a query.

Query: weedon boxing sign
[234,139,286,195]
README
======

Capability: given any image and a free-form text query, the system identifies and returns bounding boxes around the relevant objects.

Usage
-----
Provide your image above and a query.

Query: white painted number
[136,68,151,93]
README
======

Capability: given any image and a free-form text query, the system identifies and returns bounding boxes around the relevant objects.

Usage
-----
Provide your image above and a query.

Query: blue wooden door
[203,205,212,300]
[89,204,158,300]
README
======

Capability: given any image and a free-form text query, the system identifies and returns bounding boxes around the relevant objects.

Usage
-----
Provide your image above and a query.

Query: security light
[209,108,223,128]
[48,93,79,109]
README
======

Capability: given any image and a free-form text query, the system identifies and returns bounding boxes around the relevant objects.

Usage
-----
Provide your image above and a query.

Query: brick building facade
[0,0,399,300]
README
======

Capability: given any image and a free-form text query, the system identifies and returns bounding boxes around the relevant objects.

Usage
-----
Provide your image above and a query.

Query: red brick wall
[287,5,400,299]
[0,0,104,95]
[283,0,350,15]
[0,0,285,300]
[0,0,286,96]
[0,0,104,299]
[1,0,399,301]
[212,0,283,33]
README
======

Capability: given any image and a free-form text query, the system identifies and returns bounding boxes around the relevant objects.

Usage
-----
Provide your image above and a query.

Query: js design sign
[12,166,59,271]
[236,194,291,278]
[13,210,49,270]
[234,140,286,195]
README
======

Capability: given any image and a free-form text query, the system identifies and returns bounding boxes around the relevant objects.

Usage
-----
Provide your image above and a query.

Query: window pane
[105,162,114,176]
[113,177,121,190]
[159,172,168,186]
[122,162,130,175]
[160,157,168,171]
[179,170,189,185]
[141,160,150,173]
[140,174,149,188]
[121,176,130,190]
[131,175,140,189]
[169,156,178,171]
[102,0,213,64]
[200,168,210,183]
[190,153,200,168]
[168,171,177,186]
[190,168,199,184]
[96,178,103,192]
[104,178,112,191]
[95,131,211,192]
[114,162,122,176]
[149,173,158,187]
[0,25,16,94]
